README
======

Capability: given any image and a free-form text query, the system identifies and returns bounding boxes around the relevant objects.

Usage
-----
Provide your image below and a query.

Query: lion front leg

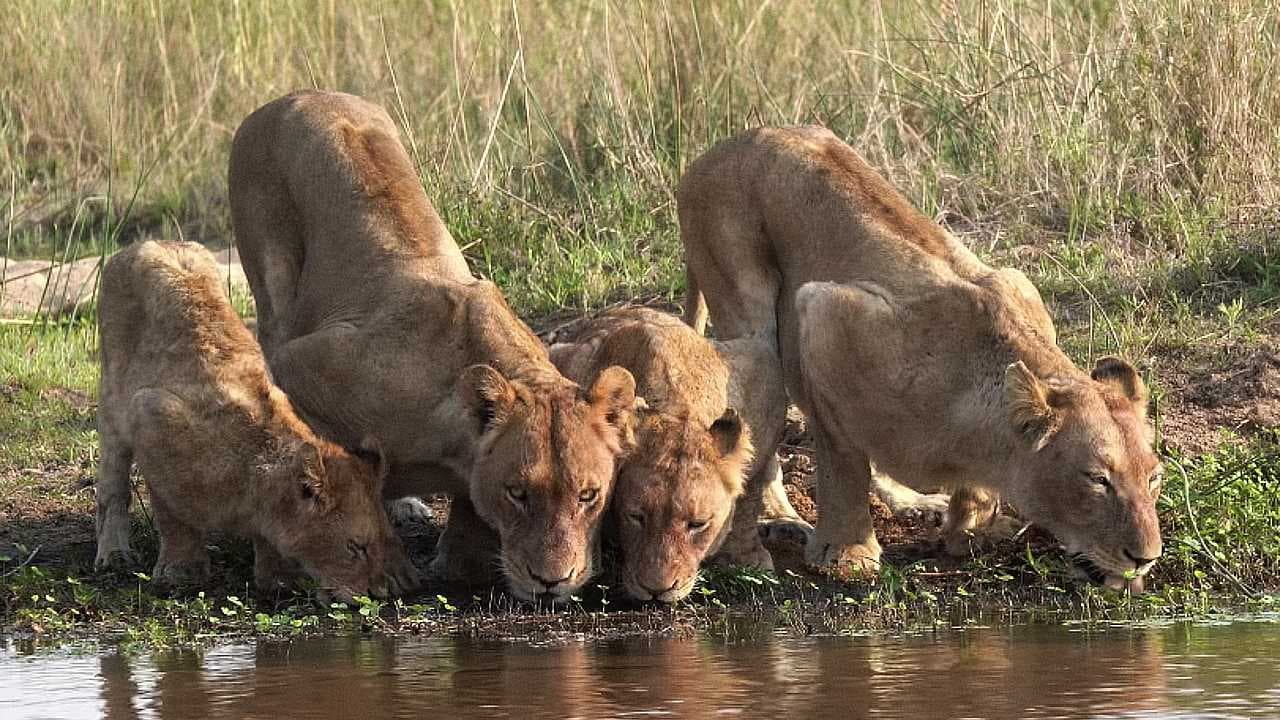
[94,438,137,570]
[253,537,302,594]
[803,402,882,576]
[150,494,211,591]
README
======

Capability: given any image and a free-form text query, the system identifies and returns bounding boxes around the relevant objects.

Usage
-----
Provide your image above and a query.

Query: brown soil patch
[1160,339,1280,453]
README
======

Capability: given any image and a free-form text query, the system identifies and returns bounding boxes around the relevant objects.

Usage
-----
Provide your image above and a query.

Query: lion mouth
[1070,554,1146,594]
[624,574,696,604]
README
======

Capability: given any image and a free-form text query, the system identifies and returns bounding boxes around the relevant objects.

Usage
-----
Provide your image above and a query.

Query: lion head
[271,440,398,603]
[613,408,752,603]
[461,364,637,602]
[1002,357,1163,592]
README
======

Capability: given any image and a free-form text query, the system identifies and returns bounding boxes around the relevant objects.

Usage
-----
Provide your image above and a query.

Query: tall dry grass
[1,0,1277,313]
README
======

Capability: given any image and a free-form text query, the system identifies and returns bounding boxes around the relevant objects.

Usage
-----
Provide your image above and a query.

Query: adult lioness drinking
[229,91,637,602]
[678,126,1163,591]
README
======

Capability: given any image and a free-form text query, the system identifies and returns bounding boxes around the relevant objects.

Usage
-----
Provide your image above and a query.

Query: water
[3,620,1279,719]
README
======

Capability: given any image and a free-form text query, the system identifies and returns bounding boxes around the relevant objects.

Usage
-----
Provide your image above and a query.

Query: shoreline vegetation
[2,1,1279,648]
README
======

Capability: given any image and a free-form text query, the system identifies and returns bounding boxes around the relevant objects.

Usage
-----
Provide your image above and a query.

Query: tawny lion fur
[95,240,408,602]
[229,91,637,602]
[549,307,766,602]
[679,126,1163,591]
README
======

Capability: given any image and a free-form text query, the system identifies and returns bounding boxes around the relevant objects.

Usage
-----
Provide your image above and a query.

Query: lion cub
[549,308,755,602]
[94,240,410,602]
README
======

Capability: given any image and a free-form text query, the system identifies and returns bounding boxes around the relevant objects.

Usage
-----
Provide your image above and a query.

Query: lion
[94,240,411,602]
[228,90,637,602]
[678,126,1163,591]
[548,307,757,602]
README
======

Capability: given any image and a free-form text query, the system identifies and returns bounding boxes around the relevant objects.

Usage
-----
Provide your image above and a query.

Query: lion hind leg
[678,201,778,342]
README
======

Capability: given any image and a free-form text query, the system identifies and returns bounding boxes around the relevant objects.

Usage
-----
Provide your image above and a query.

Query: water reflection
[2,620,1279,719]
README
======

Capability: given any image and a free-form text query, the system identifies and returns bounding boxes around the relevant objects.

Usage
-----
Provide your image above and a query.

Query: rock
[0,256,102,318]
[1,246,251,319]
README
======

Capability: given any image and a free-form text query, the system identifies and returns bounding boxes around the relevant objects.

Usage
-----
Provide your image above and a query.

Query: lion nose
[1124,549,1160,569]
[528,566,575,591]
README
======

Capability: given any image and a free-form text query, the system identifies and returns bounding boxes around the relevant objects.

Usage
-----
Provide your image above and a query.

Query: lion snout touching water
[679,126,1163,591]
[229,91,637,602]
[548,307,763,602]
[95,240,407,603]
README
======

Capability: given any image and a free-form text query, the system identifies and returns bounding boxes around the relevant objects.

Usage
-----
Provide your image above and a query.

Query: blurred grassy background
[2,0,1276,319]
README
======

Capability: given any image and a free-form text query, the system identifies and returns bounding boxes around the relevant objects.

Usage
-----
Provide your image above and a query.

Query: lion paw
[896,492,950,526]
[153,560,210,590]
[943,514,1025,557]
[94,544,138,571]
[804,539,881,577]
[710,542,776,571]
[386,497,434,528]
[758,518,814,547]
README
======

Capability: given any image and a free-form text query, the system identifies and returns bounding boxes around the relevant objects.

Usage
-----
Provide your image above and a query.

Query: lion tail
[683,267,709,335]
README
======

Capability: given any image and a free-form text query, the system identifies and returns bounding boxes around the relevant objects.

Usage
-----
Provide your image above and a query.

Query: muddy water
[3,619,1279,719]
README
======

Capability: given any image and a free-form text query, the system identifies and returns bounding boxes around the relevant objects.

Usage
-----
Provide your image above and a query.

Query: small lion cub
[94,240,411,602]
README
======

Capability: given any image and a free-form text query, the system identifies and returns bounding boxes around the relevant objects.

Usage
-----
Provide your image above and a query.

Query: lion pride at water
[229,91,637,602]
[679,126,1163,591]
[94,240,407,602]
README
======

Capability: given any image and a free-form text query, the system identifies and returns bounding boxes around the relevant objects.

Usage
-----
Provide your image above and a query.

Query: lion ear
[350,435,390,483]
[461,364,517,435]
[588,366,637,432]
[1005,361,1061,448]
[294,441,333,508]
[1092,356,1148,415]
[710,408,753,496]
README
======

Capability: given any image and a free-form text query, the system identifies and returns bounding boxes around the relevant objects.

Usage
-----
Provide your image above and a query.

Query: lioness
[95,240,407,602]
[679,126,1163,591]
[229,91,637,602]
[548,307,756,602]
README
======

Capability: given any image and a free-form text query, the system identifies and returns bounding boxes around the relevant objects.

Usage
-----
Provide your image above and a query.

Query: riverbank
[2,305,1278,649]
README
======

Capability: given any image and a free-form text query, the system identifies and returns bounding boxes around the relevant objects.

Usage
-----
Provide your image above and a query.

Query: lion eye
[688,519,709,532]
[579,488,600,504]
[627,511,645,526]
[1086,473,1112,491]
[506,486,527,504]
